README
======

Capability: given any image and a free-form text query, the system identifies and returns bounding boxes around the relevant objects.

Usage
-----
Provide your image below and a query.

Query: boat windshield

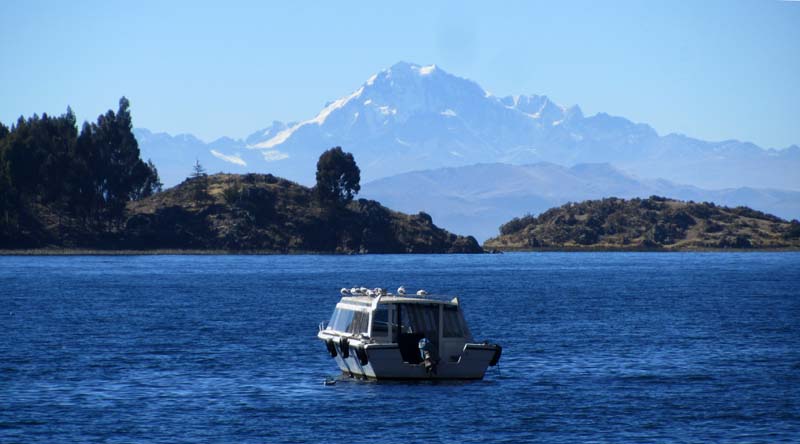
[328,308,369,334]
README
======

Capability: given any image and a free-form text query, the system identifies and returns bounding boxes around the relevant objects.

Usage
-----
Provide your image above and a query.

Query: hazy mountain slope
[135,125,289,187]
[134,128,249,187]
[361,163,800,242]
[135,61,800,190]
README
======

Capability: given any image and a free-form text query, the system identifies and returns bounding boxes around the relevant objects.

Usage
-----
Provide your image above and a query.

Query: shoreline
[0,249,326,256]
[1,247,799,256]
[484,246,800,253]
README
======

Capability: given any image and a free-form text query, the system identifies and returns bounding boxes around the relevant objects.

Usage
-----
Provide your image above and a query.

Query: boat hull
[321,334,500,380]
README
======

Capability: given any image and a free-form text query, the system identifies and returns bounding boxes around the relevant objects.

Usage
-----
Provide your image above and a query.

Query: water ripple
[1,252,799,443]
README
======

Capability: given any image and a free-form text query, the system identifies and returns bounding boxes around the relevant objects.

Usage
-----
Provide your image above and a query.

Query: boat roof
[338,295,459,307]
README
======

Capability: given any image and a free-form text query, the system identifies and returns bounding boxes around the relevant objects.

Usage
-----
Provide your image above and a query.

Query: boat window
[443,305,466,337]
[347,311,369,335]
[399,304,440,339]
[327,308,369,334]
[327,308,340,329]
[371,307,389,336]
[328,308,350,331]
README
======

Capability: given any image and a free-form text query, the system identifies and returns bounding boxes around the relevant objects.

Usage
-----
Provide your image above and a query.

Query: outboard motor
[325,338,337,358]
[338,337,350,359]
[418,338,438,375]
[354,346,369,366]
[489,344,503,366]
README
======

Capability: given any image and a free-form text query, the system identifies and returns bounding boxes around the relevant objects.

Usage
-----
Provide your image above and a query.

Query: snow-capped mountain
[137,61,800,190]
[362,162,800,242]
[240,61,590,184]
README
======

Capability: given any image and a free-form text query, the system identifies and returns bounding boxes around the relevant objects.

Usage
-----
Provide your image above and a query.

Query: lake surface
[1,253,799,443]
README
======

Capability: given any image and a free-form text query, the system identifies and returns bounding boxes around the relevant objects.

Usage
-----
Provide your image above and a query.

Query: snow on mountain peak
[418,64,437,75]
[251,63,450,150]
[262,150,289,162]
[311,86,365,125]
[386,61,438,75]
[500,94,570,123]
[252,85,365,149]
[210,149,247,166]
[250,61,572,152]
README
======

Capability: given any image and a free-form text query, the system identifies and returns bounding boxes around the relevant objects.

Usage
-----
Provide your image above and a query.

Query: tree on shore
[189,159,209,202]
[314,147,360,206]
[0,122,13,228]
[135,159,163,199]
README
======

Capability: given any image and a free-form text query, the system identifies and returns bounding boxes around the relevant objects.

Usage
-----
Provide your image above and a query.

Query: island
[0,170,482,254]
[484,196,800,251]
[122,172,482,253]
[0,100,480,254]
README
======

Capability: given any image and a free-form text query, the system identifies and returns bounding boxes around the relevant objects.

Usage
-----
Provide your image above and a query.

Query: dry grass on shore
[0,248,304,256]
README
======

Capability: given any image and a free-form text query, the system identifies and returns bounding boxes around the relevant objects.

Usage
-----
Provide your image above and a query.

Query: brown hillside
[484,196,800,251]
[124,173,482,253]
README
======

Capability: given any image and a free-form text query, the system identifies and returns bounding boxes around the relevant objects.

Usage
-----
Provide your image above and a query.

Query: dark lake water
[1,253,799,443]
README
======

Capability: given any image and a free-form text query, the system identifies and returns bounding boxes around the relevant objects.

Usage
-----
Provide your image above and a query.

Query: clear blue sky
[1,0,798,148]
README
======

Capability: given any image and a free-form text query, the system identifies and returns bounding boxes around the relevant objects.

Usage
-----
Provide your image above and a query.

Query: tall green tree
[189,159,209,202]
[40,109,78,207]
[0,123,15,229]
[68,121,99,220]
[314,147,360,205]
[134,159,162,199]
[85,97,160,222]
[5,115,40,197]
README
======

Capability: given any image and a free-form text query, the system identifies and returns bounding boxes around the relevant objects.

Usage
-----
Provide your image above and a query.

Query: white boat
[317,287,502,380]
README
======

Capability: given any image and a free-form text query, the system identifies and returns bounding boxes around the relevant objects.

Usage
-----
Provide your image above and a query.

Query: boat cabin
[318,287,501,380]
[325,294,473,364]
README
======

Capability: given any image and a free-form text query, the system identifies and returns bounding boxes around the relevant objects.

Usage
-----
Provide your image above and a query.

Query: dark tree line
[0,97,161,235]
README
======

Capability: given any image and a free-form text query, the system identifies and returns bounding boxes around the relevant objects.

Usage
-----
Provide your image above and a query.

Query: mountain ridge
[135,61,799,194]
